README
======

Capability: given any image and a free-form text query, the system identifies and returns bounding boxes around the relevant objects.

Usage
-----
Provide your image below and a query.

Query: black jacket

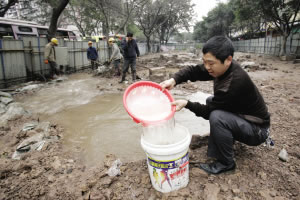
[87,46,98,60]
[173,60,270,127]
[121,39,140,59]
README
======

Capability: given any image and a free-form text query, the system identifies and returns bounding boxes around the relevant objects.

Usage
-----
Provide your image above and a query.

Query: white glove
[171,99,188,112]
[160,78,176,91]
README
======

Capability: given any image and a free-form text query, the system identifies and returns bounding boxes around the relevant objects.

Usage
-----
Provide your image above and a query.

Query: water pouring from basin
[123,81,176,126]
[123,81,191,193]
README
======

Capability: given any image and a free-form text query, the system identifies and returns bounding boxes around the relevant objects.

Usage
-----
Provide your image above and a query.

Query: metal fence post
[0,40,7,88]
[73,40,76,72]
[81,41,84,68]
[267,35,270,55]
[37,37,43,75]
[22,39,33,79]
[28,41,36,77]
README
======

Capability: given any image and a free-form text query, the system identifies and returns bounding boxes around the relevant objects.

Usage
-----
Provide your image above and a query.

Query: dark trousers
[49,61,59,78]
[91,60,97,70]
[113,59,121,75]
[122,58,136,74]
[206,96,269,165]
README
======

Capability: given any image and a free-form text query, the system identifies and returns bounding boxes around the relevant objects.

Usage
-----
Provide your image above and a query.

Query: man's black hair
[126,32,133,37]
[202,36,234,63]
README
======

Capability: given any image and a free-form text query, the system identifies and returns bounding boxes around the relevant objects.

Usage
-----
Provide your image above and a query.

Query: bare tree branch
[48,0,70,40]
[0,0,18,17]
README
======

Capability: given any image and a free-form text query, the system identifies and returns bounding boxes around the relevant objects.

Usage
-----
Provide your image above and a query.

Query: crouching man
[160,36,271,174]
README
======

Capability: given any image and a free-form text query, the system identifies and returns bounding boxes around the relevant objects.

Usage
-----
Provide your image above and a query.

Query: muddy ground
[0,51,300,200]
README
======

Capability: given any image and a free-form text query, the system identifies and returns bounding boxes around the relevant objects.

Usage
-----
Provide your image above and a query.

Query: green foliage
[156,0,194,44]
[126,24,140,36]
[257,0,300,34]
[174,32,193,43]
[126,24,145,41]
[193,0,300,56]
[193,20,209,42]
[65,0,102,36]
[229,0,263,39]
[256,0,300,55]
[193,2,234,42]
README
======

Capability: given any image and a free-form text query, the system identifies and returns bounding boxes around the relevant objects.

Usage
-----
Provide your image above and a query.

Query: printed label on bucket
[147,152,189,193]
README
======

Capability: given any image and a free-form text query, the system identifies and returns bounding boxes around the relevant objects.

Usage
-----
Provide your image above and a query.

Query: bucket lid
[123,81,175,126]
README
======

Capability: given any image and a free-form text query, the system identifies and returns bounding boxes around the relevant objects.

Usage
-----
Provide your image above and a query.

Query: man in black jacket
[160,36,271,174]
[87,41,98,70]
[119,32,140,83]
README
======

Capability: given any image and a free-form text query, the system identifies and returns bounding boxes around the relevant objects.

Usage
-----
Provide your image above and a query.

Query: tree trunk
[279,34,288,56]
[0,0,17,17]
[47,0,70,41]
[124,26,127,36]
[160,27,165,45]
[146,36,151,53]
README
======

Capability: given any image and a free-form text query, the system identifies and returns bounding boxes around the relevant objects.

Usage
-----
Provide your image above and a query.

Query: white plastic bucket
[140,124,191,193]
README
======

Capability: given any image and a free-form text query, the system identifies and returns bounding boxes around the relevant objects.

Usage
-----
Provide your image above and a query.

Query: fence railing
[0,37,197,88]
[1,33,299,88]
[232,33,300,56]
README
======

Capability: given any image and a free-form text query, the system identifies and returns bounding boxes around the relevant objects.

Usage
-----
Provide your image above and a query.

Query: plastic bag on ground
[107,159,122,177]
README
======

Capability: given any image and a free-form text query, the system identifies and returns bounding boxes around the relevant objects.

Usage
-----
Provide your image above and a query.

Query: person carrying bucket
[160,36,271,174]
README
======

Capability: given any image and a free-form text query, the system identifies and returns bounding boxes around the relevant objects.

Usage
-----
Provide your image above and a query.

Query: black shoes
[196,161,236,174]
[119,79,126,83]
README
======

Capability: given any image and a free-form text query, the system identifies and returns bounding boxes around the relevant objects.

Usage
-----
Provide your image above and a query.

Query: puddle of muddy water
[18,74,145,166]
[18,73,210,166]
[43,93,145,166]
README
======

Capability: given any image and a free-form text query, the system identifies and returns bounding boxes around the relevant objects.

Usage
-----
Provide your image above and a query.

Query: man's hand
[171,100,188,112]
[44,59,48,64]
[160,78,176,91]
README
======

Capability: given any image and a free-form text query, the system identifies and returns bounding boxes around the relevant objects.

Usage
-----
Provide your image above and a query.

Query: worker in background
[119,32,140,83]
[44,38,59,79]
[116,36,124,56]
[108,38,123,76]
[87,41,98,70]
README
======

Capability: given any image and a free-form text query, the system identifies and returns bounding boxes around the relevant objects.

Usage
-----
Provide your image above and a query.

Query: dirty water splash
[20,74,102,115]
